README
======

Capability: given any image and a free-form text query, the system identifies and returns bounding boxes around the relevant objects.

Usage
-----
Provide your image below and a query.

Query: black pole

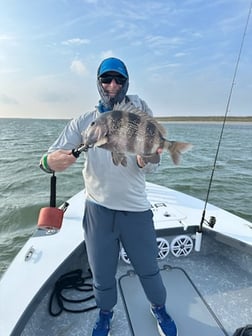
[50,172,56,207]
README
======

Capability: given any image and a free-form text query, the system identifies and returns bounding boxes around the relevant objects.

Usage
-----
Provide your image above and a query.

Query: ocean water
[0,118,251,277]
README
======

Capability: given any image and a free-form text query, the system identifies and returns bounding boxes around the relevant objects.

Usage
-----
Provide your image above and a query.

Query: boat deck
[20,233,252,336]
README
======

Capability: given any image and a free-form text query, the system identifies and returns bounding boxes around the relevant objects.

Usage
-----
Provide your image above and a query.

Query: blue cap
[97,57,128,78]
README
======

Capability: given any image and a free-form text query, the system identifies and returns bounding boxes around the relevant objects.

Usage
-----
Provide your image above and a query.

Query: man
[40,57,177,336]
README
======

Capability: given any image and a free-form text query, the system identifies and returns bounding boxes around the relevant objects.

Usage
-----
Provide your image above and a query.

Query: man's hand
[136,148,163,168]
[136,155,146,168]
[47,150,77,172]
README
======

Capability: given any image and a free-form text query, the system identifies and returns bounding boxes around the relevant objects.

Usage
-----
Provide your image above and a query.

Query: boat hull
[0,183,251,336]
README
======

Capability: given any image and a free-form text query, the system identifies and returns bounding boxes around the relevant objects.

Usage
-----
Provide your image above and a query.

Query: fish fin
[141,154,161,164]
[113,101,138,113]
[121,156,128,167]
[165,141,193,165]
[111,152,128,166]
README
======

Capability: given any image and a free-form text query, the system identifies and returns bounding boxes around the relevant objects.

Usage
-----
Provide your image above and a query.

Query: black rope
[49,269,97,316]
[199,1,252,232]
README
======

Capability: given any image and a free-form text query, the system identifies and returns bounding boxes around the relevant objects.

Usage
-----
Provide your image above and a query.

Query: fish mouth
[94,136,108,147]
[75,143,93,153]
[84,137,107,148]
[83,127,108,148]
[85,143,94,150]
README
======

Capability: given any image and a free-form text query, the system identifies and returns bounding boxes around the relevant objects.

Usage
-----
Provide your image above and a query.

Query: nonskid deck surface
[21,235,252,336]
[119,266,227,336]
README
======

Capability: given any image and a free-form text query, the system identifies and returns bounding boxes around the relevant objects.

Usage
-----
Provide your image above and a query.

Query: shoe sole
[150,307,178,336]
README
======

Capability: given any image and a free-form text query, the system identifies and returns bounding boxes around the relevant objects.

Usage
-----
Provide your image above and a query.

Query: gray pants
[83,200,166,311]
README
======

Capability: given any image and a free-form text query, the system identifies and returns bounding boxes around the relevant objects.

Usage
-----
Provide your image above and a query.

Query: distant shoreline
[155,116,252,123]
[1,116,252,123]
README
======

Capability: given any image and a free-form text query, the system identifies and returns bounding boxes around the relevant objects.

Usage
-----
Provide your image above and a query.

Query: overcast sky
[0,0,251,119]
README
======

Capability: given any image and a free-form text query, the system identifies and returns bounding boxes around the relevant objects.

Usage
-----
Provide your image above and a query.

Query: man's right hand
[47,150,77,172]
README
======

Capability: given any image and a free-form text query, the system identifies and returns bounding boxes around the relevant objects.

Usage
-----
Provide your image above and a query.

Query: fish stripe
[111,110,123,127]
[110,110,123,140]
[144,120,157,154]
[126,112,141,152]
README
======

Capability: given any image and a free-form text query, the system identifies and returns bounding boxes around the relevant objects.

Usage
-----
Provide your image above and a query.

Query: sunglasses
[99,75,127,85]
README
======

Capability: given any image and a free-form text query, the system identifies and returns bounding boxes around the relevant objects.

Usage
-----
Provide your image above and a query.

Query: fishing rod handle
[72,144,89,158]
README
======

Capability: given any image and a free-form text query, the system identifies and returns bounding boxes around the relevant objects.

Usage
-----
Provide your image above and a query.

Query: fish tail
[164,140,193,165]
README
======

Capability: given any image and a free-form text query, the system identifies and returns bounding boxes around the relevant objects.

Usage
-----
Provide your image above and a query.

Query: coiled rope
[49,269,97,316]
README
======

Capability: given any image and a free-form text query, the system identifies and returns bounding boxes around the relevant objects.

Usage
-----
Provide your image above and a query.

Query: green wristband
[40,154,54,174]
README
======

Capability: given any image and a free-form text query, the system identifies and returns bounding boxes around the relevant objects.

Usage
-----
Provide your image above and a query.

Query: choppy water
[0,118,251,277]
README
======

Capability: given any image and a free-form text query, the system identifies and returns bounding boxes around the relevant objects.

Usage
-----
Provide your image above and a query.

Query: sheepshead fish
[82,102,192,166]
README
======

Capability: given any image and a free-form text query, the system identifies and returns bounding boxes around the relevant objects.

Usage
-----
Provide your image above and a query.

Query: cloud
[38,90,72,103]
[82,0,97,3]
[145,35,183,49]
[30,75,76,103]
[174,52,188,58]
[100,50,115,59]
[0,34,15,42]
[149,63,181,72]
[61,38,90,46]
[70,59,88,76]
[0,94,18,105]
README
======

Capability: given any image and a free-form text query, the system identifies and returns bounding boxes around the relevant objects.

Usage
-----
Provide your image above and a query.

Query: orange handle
[37,207,64,230]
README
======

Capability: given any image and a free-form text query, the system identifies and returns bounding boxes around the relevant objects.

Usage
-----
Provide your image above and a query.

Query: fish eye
[90,121,95,126]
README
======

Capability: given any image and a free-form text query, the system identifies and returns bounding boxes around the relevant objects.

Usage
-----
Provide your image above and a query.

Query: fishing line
[196,1,252,244]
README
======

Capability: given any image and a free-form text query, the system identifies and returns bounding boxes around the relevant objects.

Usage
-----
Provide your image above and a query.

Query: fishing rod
[195,1,252,251]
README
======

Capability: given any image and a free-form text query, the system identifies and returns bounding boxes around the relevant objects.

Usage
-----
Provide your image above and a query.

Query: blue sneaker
[92,310,113,336]
[151,305,178,336]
